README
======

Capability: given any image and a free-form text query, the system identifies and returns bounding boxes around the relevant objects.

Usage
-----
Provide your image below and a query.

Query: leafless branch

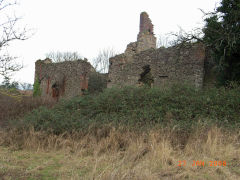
[92,48,116,73]
[0,0,17,12]
[169,27,204,47]
[0,53,22,77]
[0,0,31,81]
[45,51,83,62]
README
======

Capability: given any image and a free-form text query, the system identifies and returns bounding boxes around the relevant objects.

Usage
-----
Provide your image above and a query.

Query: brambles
[1,83,239,179]
[14,83,240,134]
[0,90,55,127]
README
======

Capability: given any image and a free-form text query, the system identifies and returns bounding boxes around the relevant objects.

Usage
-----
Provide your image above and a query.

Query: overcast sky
[5,0,220,84]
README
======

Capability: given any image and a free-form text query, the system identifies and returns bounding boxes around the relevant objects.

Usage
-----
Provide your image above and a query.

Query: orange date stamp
[178,160,227,167]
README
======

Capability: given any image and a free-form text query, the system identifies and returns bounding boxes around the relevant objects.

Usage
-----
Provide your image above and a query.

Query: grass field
[0,85,239,179]
[0,127,239,180]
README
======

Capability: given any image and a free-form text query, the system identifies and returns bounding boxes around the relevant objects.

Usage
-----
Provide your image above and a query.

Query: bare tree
[157,34,171,48]
[0,0,30,83]
[19,82,33,90]
[92,48,116,73]
[169,27,203,46]
[156,29,202,49]
[45,51,83,62]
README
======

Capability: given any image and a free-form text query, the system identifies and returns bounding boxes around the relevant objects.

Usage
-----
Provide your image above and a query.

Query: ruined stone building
[34,59,95,100]
[35,12,207,100]
[108,12,205,88]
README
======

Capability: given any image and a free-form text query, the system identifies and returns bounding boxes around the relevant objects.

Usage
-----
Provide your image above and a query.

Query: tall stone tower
[136,12,156,52]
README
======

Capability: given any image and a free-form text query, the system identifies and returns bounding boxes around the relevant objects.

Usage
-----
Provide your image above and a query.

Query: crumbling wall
[137,12,156,53]
[139,12,154,34]
[108,43,205,88]
[34,11,206,97]
[34,59,95,100]
[108,12,205,89]
[125,12,156,57]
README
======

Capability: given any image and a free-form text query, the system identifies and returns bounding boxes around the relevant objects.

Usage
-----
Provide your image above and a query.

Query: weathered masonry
[34,58,96,100]
[108,12,205,88]
[34,11,207,100]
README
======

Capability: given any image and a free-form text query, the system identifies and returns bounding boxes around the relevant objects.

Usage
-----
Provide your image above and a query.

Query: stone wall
[34,59,96,100]
[108,43,205,88]
[108,12,205,89]
[34,11,207,100]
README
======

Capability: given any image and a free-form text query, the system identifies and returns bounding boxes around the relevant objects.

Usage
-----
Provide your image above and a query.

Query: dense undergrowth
[0,88,54,127]
[13,83,240,134]
[1,84,240,179]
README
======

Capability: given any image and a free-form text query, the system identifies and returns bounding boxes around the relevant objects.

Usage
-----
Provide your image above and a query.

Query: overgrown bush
[88,72,107,94]
[202,0,240,85]
[16,83,240,134]
[0,91,55,127]
[33,78,41,97]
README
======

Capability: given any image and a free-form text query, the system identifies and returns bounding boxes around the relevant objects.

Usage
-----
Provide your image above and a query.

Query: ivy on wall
[33,77,41,97]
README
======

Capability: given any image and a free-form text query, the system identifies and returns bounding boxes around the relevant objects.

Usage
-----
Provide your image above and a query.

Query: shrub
[88,72,107,94]
[33,78,41,97]
[0,91,55,127]
[16,83,240,134]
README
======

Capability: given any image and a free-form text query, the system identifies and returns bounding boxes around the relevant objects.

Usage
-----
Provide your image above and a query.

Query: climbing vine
[33,77,41,97]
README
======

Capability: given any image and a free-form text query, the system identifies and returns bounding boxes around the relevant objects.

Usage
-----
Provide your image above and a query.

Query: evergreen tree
[203,0,240,85]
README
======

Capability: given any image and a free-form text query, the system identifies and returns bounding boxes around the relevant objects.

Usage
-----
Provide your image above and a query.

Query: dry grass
[0,90,55,127]
[0,126,239,180]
